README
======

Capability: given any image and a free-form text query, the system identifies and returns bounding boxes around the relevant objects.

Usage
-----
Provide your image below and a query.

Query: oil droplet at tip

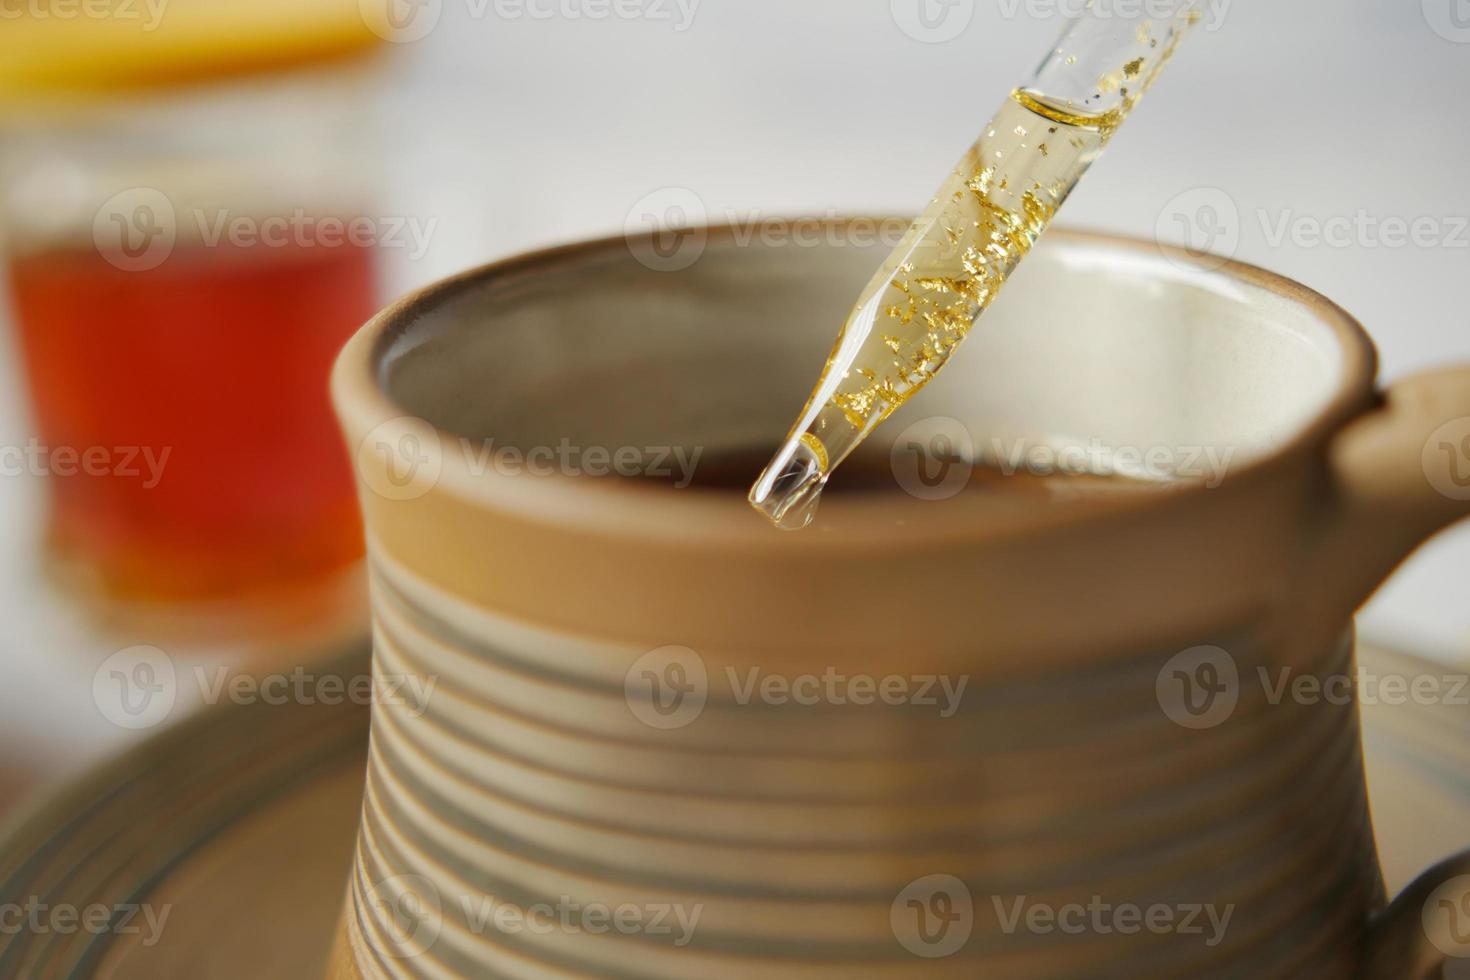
[749,442,829,531]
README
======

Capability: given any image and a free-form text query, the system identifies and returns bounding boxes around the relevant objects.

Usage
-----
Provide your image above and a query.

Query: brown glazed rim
[333,221,1380,548]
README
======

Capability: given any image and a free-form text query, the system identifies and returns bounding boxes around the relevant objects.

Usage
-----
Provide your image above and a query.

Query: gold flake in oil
[752,15,1203,529]
[791,90,1109,445]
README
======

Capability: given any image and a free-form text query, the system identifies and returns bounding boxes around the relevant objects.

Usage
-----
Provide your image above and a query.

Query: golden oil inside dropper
[749,89,1117,530]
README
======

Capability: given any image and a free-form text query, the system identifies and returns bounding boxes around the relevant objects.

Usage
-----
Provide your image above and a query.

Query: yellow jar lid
[0,0,384,103]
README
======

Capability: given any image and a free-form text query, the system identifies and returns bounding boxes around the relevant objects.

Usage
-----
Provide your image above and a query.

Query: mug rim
[333,221,1380,546]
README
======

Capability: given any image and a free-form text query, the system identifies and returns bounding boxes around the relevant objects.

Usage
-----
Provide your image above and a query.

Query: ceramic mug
[327,223,1470,978]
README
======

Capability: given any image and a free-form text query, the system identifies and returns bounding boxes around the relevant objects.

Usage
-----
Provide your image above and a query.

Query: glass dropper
[750,1,1206,530]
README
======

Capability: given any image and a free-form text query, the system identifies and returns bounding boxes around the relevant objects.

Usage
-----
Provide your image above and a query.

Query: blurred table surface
[1,0,1467,821]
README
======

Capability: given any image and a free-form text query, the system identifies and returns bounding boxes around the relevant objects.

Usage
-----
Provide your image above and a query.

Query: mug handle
[1319,366,1470,620]
[1362,853,1470,978]
[1323,366,1470,977]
